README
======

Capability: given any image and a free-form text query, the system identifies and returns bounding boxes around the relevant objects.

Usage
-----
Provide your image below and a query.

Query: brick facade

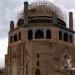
[5,1,75,75]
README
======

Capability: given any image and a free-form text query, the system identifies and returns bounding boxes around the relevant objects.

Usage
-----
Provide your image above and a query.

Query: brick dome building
[5,1,75,75]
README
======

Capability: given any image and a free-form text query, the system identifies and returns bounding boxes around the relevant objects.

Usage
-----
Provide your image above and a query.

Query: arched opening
[59,31,62,40]
[64,33,68,42]
[70,35,72,43]
[28,30,33,41]
[37,54,40,58]
[14,34,17,42]
[10,36,12,43]
[46,30,51,39]
[35,30,44,39]
[35,69,40,75]
[19,32,21,40]
[37,61,39,66]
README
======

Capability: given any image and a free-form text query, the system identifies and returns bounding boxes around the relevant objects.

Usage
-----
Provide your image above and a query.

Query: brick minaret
[69,12,73,31]
[24,1,28,24]
[10,21,14,30]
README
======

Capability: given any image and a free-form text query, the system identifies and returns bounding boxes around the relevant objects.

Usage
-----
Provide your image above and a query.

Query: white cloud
[0,39,8,67]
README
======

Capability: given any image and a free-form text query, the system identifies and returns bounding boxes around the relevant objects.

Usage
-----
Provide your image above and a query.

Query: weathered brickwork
[5,1,75,75]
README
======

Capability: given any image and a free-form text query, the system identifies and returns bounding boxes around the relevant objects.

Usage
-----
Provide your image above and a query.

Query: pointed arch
[64,33,68,42]
[28,30,33,41]
[14,34,17,42]
[35,69,40,75]
[46,29,51,39]
[35,30,44,39]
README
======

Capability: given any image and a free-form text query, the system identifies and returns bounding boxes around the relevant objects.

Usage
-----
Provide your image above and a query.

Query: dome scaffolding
[18,0,66,22]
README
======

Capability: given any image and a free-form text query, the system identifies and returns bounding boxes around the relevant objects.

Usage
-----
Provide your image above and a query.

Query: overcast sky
[0,0,75,68]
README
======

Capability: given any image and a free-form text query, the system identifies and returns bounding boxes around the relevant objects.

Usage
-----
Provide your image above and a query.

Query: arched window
[35,30,44,39]
[37,54,40,58]
[37,61,39,66]
[35,69,40,75]
[19,32,21,40]
[28,30,33,41]
[64,33,68,42]
[46,30,51,39]
[70,35,72,43]
[59,31,62,40]
[14,34,17,42]
[10,36,12,43]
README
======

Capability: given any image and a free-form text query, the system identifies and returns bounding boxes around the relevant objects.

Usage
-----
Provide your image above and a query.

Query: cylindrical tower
[69,12,73,31]
[10,21,14,30]
[24,1,28,24]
